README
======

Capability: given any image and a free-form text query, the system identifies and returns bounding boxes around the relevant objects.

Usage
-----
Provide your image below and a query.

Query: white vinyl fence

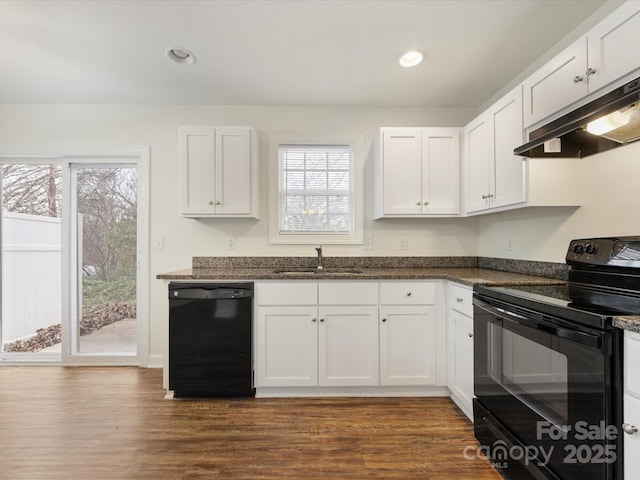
[2,212,62,344]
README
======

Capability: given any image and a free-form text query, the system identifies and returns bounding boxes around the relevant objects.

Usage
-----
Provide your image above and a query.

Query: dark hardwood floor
[0,367,501,479]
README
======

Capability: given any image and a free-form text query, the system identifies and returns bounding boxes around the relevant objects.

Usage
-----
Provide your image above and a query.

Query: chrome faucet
[315,245,323,271]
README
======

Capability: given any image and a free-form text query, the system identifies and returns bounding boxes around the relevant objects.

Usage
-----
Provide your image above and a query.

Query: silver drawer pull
[468,332,474,338]
[406,292,412,297]
[622,423,638,435]
[457,297,464,303]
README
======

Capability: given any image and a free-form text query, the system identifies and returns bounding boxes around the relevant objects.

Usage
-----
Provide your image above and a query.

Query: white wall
[478,140,640,263]
[0,103,479,361]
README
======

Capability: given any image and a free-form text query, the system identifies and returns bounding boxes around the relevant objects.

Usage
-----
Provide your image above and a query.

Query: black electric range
[472,236,640,480]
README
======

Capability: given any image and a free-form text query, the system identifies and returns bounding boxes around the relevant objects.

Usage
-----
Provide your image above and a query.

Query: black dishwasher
[168,282,255,398]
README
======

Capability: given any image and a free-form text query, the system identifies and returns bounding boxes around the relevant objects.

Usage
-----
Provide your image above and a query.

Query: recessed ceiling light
[399,50,424,68]
[165,47,196,65]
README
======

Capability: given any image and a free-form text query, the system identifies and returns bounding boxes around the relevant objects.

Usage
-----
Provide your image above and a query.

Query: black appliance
[169,282,255,398]
[515,75,640,158]
[472,236,640,480]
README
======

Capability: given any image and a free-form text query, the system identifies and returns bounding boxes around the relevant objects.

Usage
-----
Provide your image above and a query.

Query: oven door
[474,295,622,480]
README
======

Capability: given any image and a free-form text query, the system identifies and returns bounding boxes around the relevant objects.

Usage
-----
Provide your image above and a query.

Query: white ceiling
[0,0,608,107]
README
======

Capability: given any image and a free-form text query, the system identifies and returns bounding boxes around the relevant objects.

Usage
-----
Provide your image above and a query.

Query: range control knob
[585,244,598,255]
[573,244,585,255]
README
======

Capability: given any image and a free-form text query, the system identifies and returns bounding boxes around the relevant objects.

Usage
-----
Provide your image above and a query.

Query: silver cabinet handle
[622,423,638,435]
[457,297,464,303]
[215,200,221,205]
[468,332,474,338]
[573,75,584,83]
[320,318,325,323]
[209,200,214,205]
[382,318,387,322]
[423,201,429,206]
[406,292,412,297]
[586,67,597,76]
[312,318,317,323]
[416,201,421,206]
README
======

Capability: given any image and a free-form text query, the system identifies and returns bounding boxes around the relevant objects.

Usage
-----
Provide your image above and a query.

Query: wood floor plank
[0,367,501,479]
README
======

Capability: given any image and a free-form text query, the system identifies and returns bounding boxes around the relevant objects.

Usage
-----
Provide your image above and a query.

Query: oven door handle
[476,299,602,349]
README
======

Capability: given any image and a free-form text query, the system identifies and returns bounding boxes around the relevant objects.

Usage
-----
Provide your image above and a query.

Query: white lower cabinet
[256,306,318,387]
[254,280,444,392]
[379,305,436,385]
[447,282,474,420]
[319,306,379,386]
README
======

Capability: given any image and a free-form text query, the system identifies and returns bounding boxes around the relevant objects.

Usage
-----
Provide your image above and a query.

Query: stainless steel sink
[273,268,364,275]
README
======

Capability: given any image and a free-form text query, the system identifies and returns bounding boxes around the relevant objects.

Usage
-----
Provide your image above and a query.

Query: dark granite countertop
[613,316,640,334]
[156,266,564,287]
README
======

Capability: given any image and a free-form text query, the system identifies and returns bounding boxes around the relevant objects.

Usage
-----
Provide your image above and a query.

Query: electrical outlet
[227,237,236,250]
[506,236,515,251]
[398,236,408,251]
[364,236,373,250]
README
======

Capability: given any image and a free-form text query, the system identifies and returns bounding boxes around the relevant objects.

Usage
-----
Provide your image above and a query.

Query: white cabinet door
[179,126,216,215]
[450,310,474,419]
[464,113,492,214]
[255,306,318,387]
[179,125,258,218]
[214,127,252,215]
[381,129,423,215]
[492,86,526,209]
[377,127,461,218]
[422,129,460,215]
[379,305,436,386]
[464,85,525,215]
[318,306,379,386]
[624,394,640,479]
[588,2,640,93]
[522,37,588,127]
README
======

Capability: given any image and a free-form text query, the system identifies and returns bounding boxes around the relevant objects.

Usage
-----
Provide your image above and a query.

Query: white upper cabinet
[588,1,640,93]
[523,37,588,128]
[179,126,259,218]
[464,85,526,215]
[375,127,460,218]
[523,1,640,128]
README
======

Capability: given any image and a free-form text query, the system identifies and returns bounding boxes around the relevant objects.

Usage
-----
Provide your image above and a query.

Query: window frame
[268,133,364,245]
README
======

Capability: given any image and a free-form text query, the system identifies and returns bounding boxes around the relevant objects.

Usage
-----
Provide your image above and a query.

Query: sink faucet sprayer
[315,245,323,271]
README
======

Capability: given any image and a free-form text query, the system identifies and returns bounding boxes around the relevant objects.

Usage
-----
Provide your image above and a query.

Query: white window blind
[279,144,353,234]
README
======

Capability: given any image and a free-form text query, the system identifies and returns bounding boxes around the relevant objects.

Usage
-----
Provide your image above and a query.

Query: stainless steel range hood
[514,76,640,158]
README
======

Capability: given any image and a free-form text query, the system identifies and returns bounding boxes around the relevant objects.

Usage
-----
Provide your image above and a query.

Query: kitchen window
[269,134,363,245]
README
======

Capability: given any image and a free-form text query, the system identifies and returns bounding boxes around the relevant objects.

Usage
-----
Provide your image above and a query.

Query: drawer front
[318,282,379,305]
[255,282,317,306]
[379,281,436,305]
[448,282,473,317]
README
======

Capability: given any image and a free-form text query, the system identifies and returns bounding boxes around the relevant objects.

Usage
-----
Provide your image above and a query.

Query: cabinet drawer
[448,282,473,317]
[318,282,379,305]
[255,282,317,305]
[380,282,436,305]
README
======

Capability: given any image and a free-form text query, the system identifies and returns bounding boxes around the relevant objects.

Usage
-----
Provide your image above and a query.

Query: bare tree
[2,164,61,217]
[77,168,137,282]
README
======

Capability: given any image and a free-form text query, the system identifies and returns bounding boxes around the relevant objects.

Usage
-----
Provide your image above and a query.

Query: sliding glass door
[69,165,137,357]
[0,151,148,365]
